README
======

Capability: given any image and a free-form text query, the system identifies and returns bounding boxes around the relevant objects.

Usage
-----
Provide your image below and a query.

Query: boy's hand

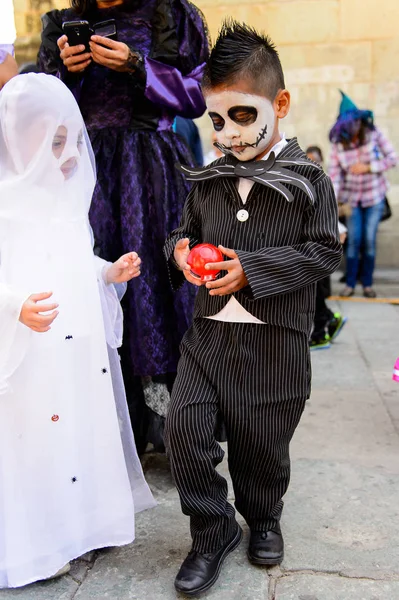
[173,238,205,287]
[19,292,59,333]
[204,245,248,296]
[105,252,141,284]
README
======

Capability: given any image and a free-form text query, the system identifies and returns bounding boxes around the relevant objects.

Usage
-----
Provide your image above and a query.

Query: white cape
[0,74,155,589]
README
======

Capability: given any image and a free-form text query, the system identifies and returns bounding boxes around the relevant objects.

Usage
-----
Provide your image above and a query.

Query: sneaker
[363,287,377,298]
[340,286,354,297]
[328,313,348,341]
[310,335,331,350]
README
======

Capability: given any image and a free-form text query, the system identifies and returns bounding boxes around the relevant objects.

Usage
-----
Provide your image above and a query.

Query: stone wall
[12,0,399,267]
[13,0,65,63]
[193,0,399,268]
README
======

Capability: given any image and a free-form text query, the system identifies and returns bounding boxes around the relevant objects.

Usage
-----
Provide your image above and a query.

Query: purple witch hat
[329,90,374,144]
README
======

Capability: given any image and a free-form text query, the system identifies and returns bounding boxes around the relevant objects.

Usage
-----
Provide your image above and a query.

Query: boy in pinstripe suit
[164,21,342,596]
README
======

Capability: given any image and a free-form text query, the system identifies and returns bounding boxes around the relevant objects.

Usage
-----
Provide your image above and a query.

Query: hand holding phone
[89,35,132,73]
[57,34,92,74]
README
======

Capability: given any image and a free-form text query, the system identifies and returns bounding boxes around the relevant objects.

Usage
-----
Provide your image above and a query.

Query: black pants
[119,346,176,455]
[313,277,334,339]
[165,319,310,554]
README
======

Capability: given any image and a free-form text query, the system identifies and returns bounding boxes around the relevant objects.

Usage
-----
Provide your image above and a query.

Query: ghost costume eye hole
[228,106,258,126]
[52,125,68,159]
[208,112,225,132]
[77,130,84,154]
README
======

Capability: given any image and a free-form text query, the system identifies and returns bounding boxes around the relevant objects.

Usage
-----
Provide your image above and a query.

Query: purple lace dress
[38,0,209,451]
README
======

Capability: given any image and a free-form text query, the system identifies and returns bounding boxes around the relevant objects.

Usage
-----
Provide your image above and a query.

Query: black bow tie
[176,151,322,204]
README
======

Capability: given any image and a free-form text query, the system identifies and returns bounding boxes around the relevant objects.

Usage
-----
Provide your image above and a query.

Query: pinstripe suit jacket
[164,138,342,336]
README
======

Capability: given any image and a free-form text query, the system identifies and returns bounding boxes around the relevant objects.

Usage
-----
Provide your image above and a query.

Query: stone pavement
[1,270,399,600]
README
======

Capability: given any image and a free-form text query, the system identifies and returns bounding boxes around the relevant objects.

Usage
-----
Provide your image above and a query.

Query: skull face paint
[206,91,276,161]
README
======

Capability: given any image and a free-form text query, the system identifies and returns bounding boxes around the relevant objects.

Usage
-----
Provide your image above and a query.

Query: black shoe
[247,527,284,565]
[174,524,243,596]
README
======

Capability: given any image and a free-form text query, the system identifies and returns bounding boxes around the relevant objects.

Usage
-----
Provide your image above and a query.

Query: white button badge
[236,209,249,222]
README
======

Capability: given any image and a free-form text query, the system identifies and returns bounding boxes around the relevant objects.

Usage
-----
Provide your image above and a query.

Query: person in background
[0,0,17,90]
[174,117,204,166]
[306,145,323,166]
[19,62,40,74]
[306,145,347,350]
[0,50,18,90]
[328,91,397,298]
[38,0,210,454]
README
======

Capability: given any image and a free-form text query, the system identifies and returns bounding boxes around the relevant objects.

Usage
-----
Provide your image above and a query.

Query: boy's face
[306,151,322,165]
[205,82,283,162]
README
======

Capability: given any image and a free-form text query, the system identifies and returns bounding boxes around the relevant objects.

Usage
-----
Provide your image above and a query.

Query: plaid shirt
[328,128,397,207]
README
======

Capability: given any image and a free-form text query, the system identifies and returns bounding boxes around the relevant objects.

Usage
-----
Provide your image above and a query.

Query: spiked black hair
[202,20,285,101]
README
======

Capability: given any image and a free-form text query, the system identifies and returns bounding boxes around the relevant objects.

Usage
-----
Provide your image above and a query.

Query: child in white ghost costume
[0,73,155,589]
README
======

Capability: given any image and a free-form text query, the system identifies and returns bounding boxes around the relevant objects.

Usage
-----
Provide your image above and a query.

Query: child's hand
[105,252,141,284]
[204,245,248,296]
[349,162,370,175]
[19,292,59,333]
[173,238,205,287]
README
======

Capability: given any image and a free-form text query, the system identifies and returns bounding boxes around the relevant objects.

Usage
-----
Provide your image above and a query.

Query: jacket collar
[177,138,321,204]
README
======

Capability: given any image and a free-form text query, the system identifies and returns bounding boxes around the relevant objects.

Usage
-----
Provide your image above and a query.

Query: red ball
[187,243,224,281]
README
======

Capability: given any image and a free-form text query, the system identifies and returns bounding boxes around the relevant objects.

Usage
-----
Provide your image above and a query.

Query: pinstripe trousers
[165,318,310,554]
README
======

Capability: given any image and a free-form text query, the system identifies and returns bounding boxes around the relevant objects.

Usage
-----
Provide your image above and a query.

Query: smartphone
[93,19,118,41]
[62,20,93,53]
